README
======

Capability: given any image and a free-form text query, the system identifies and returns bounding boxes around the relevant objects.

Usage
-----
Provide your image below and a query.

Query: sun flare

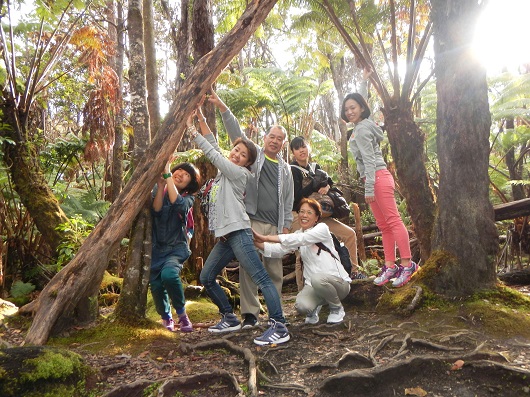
[473,0,530,74]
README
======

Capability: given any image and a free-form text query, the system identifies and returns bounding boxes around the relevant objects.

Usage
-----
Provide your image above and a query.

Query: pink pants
[369,169,411,262]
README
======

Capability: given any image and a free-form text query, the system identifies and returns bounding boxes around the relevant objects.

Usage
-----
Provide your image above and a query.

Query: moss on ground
[49,296,220,355]
[0,346,93,397]
[376,278,530,339]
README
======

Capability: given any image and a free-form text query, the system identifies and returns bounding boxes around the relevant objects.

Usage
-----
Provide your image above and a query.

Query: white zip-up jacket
[263,223,351,286]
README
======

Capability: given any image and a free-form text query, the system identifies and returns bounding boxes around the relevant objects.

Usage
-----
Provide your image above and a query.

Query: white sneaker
[304,305,322,324]
[327,305,345,324]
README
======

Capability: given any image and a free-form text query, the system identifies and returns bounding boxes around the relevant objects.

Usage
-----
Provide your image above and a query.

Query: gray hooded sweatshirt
[349,118,387,197]
[221,109,294,232]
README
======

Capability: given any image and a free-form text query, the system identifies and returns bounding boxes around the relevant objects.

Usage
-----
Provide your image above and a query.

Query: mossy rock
[0,346,95,397]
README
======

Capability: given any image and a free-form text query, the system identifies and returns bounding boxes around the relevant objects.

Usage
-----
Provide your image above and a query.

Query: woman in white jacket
[253,198,351,324]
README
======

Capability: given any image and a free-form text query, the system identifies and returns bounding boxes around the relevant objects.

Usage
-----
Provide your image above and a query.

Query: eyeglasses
[298,210,315,216]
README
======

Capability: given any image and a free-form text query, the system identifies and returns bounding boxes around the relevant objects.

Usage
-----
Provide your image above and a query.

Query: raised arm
[208,87,244,144]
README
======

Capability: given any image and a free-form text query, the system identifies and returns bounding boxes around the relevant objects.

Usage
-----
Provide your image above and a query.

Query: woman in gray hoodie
[341,93,417,288]
[185,108,290,346]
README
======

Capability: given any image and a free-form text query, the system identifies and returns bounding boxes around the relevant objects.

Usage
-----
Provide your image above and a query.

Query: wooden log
[493,198,530,221]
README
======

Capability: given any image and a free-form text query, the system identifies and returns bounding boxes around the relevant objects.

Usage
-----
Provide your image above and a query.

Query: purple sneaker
[178,313,194,332]
[373,265,401,286]
[392,261,418,287]
[162,318,175,332]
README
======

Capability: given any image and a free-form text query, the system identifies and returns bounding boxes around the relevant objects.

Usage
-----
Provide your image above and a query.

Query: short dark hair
[289,136,309,152]
[233,137,258,169]
[171,162,201,194]
[266,125,287,141]
[299,197,322,221]
[341,93,371,122]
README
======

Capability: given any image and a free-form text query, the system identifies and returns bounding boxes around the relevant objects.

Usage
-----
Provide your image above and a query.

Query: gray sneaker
[305,305,322,324]
[208,313,241,333]
[373,265,400,286]
[392,261,418,287]
[327,305,345,324]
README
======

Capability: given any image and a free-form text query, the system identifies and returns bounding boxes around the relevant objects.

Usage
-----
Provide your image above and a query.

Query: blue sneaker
[373,265,400,286]
[392,261,418,287]
[253,319,290,346]
[208,313,241,333]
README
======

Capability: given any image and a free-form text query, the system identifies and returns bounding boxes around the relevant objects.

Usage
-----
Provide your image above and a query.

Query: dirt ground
[2,283,530,397]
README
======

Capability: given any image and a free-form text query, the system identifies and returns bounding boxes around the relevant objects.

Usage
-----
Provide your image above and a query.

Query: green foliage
[59,188,110,224]
[54,215,94,270]
[360,209,376,226]
[358,258,381,277]
[10,281,36,305]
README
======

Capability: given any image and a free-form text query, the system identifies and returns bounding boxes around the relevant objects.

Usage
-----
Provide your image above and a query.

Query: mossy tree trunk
[430,0,498,296]
[1,109,69,254]
[23,0,280,345]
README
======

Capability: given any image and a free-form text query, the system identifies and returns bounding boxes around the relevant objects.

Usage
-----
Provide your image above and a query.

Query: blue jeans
[200,229,285,323]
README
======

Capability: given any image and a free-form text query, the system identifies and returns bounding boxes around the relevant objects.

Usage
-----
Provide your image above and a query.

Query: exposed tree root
[301,351,375,371]
[311,329,341,339]
[260,382,308,393]
[319,352,530,395]
[407,337,465,352]
[158,370,244,396]
[369,334,395,360]
[102,379,157,397]
[406,285,423,313]
[180,338,258,396]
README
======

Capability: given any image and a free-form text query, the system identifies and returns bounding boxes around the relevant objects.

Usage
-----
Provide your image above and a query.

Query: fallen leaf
[404,386,428,396]
[451,359,465,370]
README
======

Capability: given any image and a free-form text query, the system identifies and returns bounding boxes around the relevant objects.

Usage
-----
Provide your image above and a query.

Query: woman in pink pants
[341,93,417,288]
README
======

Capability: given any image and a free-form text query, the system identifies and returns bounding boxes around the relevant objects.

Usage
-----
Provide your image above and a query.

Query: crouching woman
[253,198,351,324]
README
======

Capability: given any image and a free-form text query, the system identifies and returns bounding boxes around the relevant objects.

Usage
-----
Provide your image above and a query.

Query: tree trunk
[143,0,161,136]
[3,129,69,253]
[504,118,526,201]
[24,0,280,345]
[114,0,152,321]
[382,105,436,261]
[110,1,125,203]
[430,0,498,296]
[187,0,217,281]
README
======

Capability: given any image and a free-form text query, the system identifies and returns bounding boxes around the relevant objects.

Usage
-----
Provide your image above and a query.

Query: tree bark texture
[3,129,69,253]
[504,118,526,201]
[430,0,498,296]
[143,0,161,136]
[110,2,125,202]
[24,0,280,345]
[187,0,217,279]
[114,0,152,321]
[382,105,436,261]
[114,206,151,319]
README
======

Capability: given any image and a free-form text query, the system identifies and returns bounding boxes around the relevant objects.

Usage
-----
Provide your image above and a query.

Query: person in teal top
[151,160,201,332]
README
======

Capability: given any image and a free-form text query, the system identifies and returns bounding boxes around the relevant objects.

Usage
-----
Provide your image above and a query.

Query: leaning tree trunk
[429,0,498,296]
[383,104,436,261]
[23,0,280,346]
[114,0,152,321]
